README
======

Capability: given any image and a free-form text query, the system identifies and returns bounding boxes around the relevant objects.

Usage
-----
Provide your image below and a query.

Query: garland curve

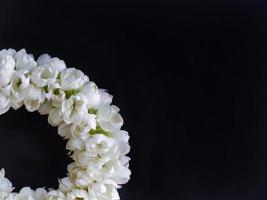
[0,49,131,200]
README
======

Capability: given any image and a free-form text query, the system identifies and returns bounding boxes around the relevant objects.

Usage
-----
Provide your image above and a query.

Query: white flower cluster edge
[0,49,131,200]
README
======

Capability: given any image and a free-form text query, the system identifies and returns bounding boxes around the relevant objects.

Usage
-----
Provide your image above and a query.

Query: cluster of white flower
[0,49,131,200]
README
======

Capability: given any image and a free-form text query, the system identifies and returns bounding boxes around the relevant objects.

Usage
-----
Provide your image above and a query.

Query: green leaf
[65,89,78,98]
[89,126,108,136]
[88,108,98,115]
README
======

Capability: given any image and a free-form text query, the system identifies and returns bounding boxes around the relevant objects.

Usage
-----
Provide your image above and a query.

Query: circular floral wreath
[0,49,131,200]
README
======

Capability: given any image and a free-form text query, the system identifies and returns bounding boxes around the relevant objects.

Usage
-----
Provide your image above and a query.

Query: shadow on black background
[0,0,267,199]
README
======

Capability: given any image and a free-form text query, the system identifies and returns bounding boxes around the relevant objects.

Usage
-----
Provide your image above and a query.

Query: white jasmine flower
[37,54,66,72]
[109,130,130,156]
[10,96,23,110]
[14,49,37,71]
[59,177,75,193]
[31,66,57,88]
[98,89,113,107]
[66,189,89,200]
[0,93,10,115]
[48,107,63,126]
[13,187,35,200]
[86,157,115,181]
[47,190,66,200]
[70,113,96,139]
[37,54,51,65]
[10,70,30,103]
[85,134,119,158]
[72,169,93,188]
[110,159,131,185]
[0,48,16,56]
[0,94,10,115]
[0,86,11,115]
[71,151,95,168]
[108,130,129,144]
[0,169,13,199]
[67,164,94,188]
[80,82,100,108]
[58,123,72,140]
[108,130,131,159]
[97,105,123,132]
[32,55,66,89]
[67,137,85,151]
[34,188,47,200]
[87,157,131,184]
[45,83,65,108]
[38,100,53,115]
[60,68,89,90]
[60,93,88,124]
[6,193,17,200]
[119,155,130,168]
[0,51,15,86]
[88,181,120,200]
[23,84,45,112]
[67,163,80,179]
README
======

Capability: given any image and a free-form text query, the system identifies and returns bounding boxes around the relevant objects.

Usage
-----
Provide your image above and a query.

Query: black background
[0,0,267,199]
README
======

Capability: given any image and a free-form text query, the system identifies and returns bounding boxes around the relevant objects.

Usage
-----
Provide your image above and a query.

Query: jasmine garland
[0,49,131,200]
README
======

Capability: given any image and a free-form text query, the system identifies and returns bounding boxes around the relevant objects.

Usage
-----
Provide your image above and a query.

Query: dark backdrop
[0,0,267,199]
